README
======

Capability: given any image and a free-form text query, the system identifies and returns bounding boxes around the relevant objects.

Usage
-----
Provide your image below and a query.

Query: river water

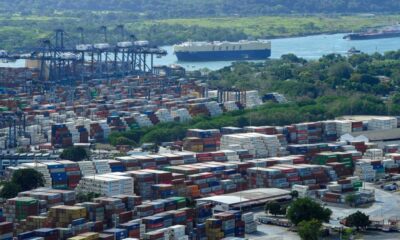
[2,33,400,70]
[154,33,400,70]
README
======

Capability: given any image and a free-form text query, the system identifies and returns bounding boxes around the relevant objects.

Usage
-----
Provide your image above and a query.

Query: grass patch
[154,15,400,38]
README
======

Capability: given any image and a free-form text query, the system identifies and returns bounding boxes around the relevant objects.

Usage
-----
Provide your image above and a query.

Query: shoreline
[162,31,350,46]
[265,31,347,40]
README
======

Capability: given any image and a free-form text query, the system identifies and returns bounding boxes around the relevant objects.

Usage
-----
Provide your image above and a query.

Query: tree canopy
[345,194,357,207]
[209,51,400,98]
[11,168,44,192]
[0,169,44,199]
[2,0,400,17]
[297,219,322,240]
[345,211,371,231]
[106,51,400,145]
[265,201,286,216]
[0,182,22,199]
[287,198,332,225]
[60,146,89,162]
[76,192,101,202]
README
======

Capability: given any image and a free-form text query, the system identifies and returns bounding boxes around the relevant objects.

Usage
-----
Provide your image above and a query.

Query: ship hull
[175,49,271,62]
[345,32,400,40]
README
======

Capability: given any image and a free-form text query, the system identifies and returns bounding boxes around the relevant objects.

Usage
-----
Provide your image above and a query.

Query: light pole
[113,214,120,240]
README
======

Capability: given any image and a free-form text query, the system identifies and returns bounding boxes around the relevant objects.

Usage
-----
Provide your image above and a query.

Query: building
[197,188,291,211]
[0,152,58,176]
[342,128,400,148]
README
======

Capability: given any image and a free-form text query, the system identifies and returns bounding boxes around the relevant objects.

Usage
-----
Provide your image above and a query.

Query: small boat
[347,47,362,55]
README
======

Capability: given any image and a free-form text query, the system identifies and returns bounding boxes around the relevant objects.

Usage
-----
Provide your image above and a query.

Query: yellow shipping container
[78,232,99,240]
[67,237,87,240]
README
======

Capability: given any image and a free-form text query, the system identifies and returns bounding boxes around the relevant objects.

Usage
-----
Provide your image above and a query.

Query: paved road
[247,183,400,239]
[246,224,300,240]
[328,183,400,222]
[361,231,400,240]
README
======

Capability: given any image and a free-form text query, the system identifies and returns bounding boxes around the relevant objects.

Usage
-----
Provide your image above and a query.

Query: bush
[0,182,21,199]
[11,168,44,192]
[60,146,88,162]
[287,198,332,225]
[297,219,322,240]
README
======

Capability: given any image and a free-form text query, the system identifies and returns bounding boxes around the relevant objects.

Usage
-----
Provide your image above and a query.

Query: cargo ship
[344,25,400,40]
[173,40,271,61]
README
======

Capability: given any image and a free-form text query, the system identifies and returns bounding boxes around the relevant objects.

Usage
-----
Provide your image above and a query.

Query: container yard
[2,127,400,239]
[2,31,400,240]
[3,106,400,239]
[0,74,267,151]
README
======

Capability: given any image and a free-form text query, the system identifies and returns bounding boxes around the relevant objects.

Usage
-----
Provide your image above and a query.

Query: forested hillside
[1,0,400,18]
[108,50,400,145]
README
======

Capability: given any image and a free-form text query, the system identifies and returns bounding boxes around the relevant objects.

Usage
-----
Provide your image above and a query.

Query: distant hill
[2,0,400,18]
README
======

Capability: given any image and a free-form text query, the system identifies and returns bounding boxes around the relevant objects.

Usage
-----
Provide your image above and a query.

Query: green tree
[342,228,354,240]
[345,194,357,207]
[328,62,353,85]
[265,201,282,216]
[11,168,44,191]
[16,147,28,153]
[287,198,332,225]
[290,190,299,199]
[76,192,100,202]
[350,73,379,85]
[60,146,88,162]
[0,182,22,199]
[345,211,371,231]
[113,136,136,146]
[186,198,196,208]
[297,219,322,240]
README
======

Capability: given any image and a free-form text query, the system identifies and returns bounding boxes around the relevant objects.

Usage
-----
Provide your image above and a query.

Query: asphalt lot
[247,183,400,239]
[328,183,400,222]
[246,224,300,240]
[362,231,400,240]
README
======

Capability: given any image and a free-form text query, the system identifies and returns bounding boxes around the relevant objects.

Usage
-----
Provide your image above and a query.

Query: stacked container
[0,222,13,240]
[76,174,134,197]
[364,149,383,160]
[108,160,125,172]
[132,113,153,128]
[351,121,363,132]
[103,228,127,240]
[126,171,154,200]
[335,121,352,136]
[242,212,257,234]
[384,144,399,154]
[99,120,111,141]
[222,101,240,112]
[90,122,105,142]
[322,121,337,141]
[244,90,262,108]
[51,124,72,148]
[66,122,80,144]
[78,161,96,176]
[205,212,244,240]
[186,129,221,152]
[155,109,174,123]
[58,160,81,189]
[93,198,126,227]
[4,197,39,222]
[44,162,67,189]
[93,160,112,174]
[33,228,59,240]
[47,205,86,228]
[171,108,192,123]
[119,221,142,239]
[204,101,223,117]
[368,117,397,130]
[220,133,281,158]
